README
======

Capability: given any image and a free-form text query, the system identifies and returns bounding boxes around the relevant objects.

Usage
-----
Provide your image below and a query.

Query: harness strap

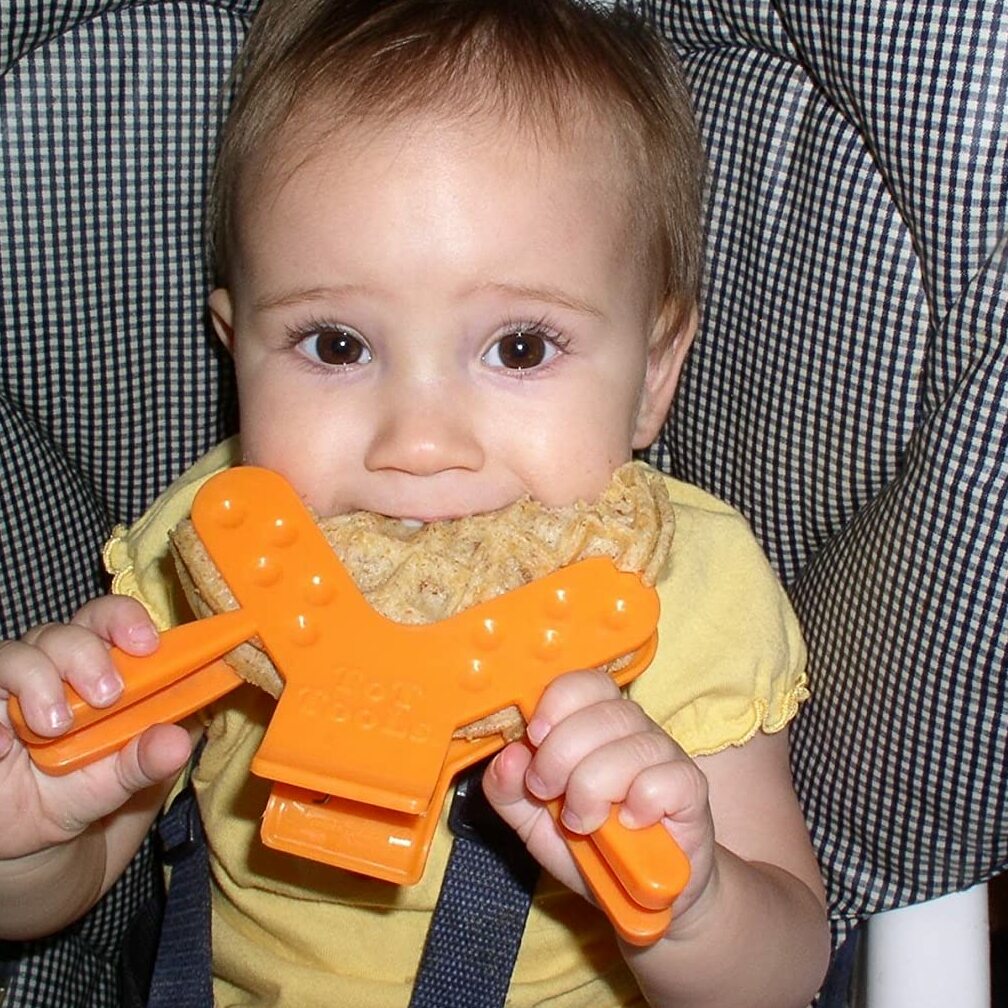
[408,761,540,1008]
[145,784,213,1008]
[138,759,536,1008]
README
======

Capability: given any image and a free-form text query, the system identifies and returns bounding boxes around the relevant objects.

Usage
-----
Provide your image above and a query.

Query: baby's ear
[208,288,236,354]
[631,302,698,450]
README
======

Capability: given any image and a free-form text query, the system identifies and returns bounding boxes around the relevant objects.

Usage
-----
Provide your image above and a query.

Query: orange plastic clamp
[8,614,248,772]
[8,466,690,944]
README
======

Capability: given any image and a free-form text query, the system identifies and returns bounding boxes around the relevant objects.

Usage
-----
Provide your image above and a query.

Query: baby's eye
[483,327,561,371]
[299,326,372,367]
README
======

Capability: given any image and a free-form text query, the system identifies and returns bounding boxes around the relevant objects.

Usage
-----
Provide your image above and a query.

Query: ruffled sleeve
[628,476,809,757]
[102,438,242,627]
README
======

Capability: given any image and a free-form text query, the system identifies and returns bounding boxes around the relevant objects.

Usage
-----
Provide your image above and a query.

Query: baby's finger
[526,697,652,802]
[48,724,194,836]
[481,741,540,841]
[482,742,589,896]
[560,729,682,835]
[526,668,622,746]
[620,759,710,835]
[0,637,73,736]
[72,596,159,655]
[0,718,15,757]
[619,760,715,912]
[23,622,124,712]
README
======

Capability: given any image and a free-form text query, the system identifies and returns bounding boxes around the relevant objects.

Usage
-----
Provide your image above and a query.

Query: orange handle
[591,810,689,912]
[511,633,689,945]
[14,660,242,774]
[8,610,251,771]
[550,799,681,945]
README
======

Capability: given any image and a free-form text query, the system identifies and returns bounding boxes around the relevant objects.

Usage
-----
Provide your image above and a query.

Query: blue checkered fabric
[1,1,246,639]
[2,3,248,1005]
[637,0,1008,947]
[0,834,160,1007]
[2,0,1005,1004]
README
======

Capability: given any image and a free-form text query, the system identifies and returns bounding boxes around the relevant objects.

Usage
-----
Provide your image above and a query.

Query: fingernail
[526,717,550,747]
[95,671,124,704]
[128,624,158,649]
[525,770,547,798]
[561,807,584,834]
[47,702,73,731]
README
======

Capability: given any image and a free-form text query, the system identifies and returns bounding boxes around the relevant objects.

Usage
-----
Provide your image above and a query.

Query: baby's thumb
[115,724,193,793]
[481,741,543,839]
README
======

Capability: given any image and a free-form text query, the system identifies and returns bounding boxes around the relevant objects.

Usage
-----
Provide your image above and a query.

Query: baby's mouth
[384,507,504,526]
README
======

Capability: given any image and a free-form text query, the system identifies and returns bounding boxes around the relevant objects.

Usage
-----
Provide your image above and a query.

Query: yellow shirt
[106,439,809,1007]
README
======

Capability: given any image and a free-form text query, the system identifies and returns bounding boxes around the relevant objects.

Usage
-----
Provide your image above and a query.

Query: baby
[0,0,830,1005]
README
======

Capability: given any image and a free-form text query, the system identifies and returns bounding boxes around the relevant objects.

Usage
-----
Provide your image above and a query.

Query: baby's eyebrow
[252,281,606,319]
[253,284,369,312]
[473,281,606,319]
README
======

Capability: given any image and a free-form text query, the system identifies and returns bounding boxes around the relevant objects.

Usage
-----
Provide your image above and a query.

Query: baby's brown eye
[493,330,547,370]
[306,329,371,367]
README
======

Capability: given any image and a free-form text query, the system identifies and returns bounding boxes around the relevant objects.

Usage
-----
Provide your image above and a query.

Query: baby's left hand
[482,668,716,927]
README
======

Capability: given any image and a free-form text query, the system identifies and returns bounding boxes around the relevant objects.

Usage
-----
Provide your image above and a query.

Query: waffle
[169,461,673,741]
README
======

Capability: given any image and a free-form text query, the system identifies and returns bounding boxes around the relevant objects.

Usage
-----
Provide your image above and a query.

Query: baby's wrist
[0,826,106,939]
[664,849,724,943]
[0,823,104,890]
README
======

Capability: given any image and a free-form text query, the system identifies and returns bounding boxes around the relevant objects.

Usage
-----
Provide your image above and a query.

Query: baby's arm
[0,596,195,939]
[483,669,829,1008]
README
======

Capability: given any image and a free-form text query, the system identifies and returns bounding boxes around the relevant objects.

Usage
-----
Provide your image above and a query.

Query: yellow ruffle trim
[101,524,172,630]
[103,524,140,600]
[679,672,811,758]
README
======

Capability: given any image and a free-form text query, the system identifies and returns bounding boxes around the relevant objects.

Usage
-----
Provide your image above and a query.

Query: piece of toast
[169,461,673,741]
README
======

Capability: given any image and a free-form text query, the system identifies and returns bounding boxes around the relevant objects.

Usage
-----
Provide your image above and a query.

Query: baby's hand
[482,668,716,926]
[0,596,193,862]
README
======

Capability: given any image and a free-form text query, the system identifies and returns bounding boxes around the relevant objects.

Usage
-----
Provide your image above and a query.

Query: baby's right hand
[0,596,193,862]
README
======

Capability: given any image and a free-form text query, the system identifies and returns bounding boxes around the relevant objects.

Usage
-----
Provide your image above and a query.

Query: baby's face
[211,111,688,520]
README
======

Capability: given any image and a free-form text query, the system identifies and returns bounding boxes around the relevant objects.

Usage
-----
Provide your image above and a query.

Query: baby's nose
[363,383,484,477]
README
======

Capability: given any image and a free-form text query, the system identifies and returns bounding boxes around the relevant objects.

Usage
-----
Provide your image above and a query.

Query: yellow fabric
[106,437,809,1007]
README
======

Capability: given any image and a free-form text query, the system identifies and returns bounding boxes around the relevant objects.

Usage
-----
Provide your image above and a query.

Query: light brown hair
[209,0,705,338]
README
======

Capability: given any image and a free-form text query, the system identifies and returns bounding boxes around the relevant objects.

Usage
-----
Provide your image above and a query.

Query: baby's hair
[209,0,705,338]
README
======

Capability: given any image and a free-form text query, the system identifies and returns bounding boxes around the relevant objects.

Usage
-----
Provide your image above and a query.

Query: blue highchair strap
[142,760,537,1007]
[409,763,540,1007]
[145,784,212,1008]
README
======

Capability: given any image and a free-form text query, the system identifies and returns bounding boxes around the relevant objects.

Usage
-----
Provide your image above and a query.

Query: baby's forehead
[283,89,628,157]
[225,97,666,316]
[247,98,640,209]
[211,1,701,306]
